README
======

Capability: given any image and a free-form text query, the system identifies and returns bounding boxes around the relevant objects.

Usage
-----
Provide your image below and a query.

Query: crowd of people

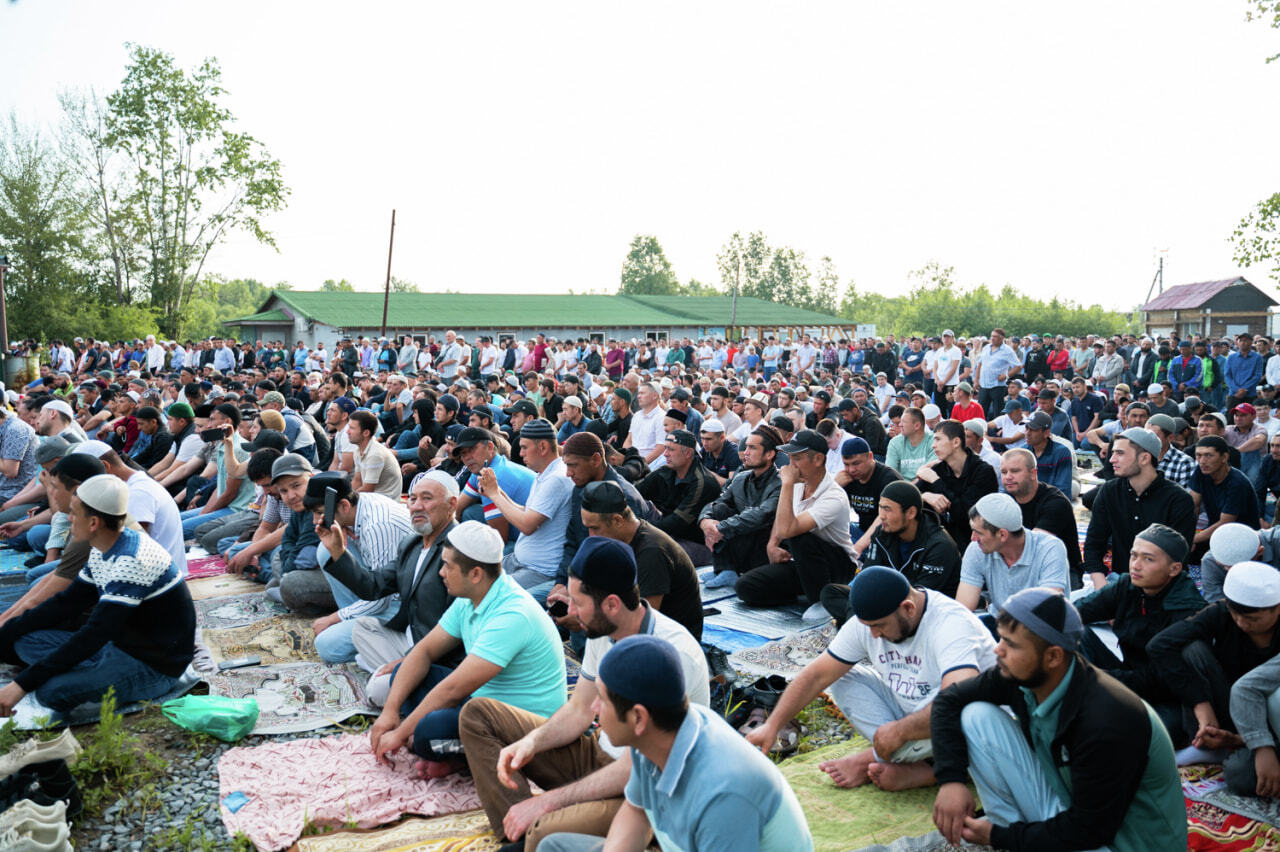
[0,324,1278,850]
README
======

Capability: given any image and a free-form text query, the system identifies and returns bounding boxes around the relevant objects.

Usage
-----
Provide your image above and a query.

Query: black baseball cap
[244,429,289,453]
[666,429,697,449]
[504,399,538,417]
[452,427,494,454]
[778,429,827,455]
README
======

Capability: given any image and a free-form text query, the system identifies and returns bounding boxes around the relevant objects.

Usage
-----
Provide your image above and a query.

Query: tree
[619,234,681,295]
[101,44,288,336]
[1232,3,1280,281]
[716,231,770,299]
[682,278,723,296]
[1247,0,1280,62]
[320,278,354,292]
[390,276,420,293]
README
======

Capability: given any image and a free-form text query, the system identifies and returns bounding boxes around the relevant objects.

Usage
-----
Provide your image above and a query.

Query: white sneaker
[0,731,82,781]
[802,601,832,622]
[0,799,66,830]
[0,817,71,852]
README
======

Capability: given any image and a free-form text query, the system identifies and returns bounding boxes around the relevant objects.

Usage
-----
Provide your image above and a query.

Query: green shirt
[214,434,255,512]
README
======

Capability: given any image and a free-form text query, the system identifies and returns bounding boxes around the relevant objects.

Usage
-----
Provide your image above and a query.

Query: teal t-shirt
[215,435,255,512]
[438,573,566,718]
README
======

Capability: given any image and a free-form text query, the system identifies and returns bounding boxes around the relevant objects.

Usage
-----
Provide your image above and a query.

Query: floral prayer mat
[207,661,375,735]
[294,809,498,852]
[1182,763,1280,849]
[195,592,291,630]
[186,553,229,578]
[728,622,837,679]
[202,614,321,664]
[187,573,270,600]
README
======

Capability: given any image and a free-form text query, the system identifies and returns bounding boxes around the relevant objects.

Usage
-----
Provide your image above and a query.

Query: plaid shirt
[1158,446,1196,489]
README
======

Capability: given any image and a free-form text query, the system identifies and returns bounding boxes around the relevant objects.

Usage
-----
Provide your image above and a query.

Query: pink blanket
[218,733,480,851]
[187,554,228,578]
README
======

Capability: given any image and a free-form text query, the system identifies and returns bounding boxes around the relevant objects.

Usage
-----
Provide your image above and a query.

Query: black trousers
[711,527,771,576]
[735,532,856,607]
[978,386,1007,420]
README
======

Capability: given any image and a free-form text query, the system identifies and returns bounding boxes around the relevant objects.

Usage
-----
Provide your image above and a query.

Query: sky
[3,1,1278,311]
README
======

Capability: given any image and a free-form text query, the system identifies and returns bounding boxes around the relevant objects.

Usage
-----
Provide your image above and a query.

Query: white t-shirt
[580,606,710,758]
[874,383,895,412]
[793,474,856,559]
[126,472,187,574]
[174,431,206,464]
[992,414,1027,450]
[356,441,403,501]
[629,405,666,455]
[333,428,358,468]
[826,589,997,714]
[933,345,962,386]
[479,345,499,376]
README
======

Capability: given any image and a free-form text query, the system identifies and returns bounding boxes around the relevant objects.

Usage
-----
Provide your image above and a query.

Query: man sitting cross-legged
[458,538,708,852]
[746,566,994,791]
[370,521,566,779]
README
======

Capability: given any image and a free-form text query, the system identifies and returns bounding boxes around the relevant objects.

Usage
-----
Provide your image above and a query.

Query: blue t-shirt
[625,703,813,852]
[1191,466,1261,529]
[437,573,566,718]
[902,349,925,382]
[464,453,536,524]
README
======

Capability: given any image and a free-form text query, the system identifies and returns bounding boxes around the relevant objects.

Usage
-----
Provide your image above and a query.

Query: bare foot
[818,747,876,788]
[867,760,936,791]
[413,758,432,780]
[415,757,467,779]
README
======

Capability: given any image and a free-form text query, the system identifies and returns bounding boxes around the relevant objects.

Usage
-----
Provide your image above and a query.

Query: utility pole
[0,256,9,363]
[380,210,396,339]
[730,252,741,333]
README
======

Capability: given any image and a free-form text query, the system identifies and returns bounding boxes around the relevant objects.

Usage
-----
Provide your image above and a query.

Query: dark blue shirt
[1191,466,1260,529]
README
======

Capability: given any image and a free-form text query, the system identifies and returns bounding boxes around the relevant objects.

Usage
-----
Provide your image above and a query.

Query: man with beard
[930,588,1186,852]
[458,538,708,851]
[699,426,784,590]
[748,567,994,792]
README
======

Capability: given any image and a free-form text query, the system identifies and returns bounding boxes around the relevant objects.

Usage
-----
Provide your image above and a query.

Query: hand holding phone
[323,486,337,529]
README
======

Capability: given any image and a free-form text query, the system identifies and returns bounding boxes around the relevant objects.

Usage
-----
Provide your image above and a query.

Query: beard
[411,517,435,537]
[1002,660,1051,689]
[582,611,617,639]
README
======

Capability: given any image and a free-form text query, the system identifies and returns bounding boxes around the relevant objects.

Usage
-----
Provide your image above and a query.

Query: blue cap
[598,635,685,708]
[333,397,357,414]
[1000,588,1083,651]
[569,537,637,595]
[849,566,912,621]
[841,436,871,457]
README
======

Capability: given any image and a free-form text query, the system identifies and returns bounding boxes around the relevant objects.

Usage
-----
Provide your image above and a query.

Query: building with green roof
[224,291,853,348]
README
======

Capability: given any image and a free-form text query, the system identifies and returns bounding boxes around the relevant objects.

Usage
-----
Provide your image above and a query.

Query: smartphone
[547,600,568,618]
[217,655,261,671]
[323,486,337,528]
[201,427,226,443]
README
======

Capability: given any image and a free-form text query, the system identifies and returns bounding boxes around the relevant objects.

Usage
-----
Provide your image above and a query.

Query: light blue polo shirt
[437,573,566,718]
[960,529,1069,614]
[624,703,813,852]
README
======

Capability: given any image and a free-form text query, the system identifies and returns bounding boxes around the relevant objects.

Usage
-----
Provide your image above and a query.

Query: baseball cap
[666,429,697,449]
[270,452,314,483]
[778,430,827,455]
[1025,411,1053,430]
[452,427,494,453]
[504,399,538,417]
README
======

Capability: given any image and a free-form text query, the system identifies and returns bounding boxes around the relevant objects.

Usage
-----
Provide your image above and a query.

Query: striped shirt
[332,492,415,620]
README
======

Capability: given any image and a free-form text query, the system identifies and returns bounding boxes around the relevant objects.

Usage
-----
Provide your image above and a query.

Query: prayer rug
[207,661,376,735]
[294,810,498,852]
[0,662,203,729]
[203,614,322,665]
[218,732,481,851]
[195,592,291,630]
[852,833,993,852]
[701,623,773,653]
[187,554,229,579]
[728,622,837,679]
[188,573,270,600]
[703,596,812,640]
[778,739,942,852]
[1186,798,1280,851]
[1182,762,1280,831]
[0,547,28,576]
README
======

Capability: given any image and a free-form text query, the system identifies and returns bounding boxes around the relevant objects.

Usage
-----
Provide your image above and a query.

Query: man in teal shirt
[370,521,565,779]
[930,588,1186,852]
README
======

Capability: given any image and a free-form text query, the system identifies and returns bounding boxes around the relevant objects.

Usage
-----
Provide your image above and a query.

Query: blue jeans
[14,629,181,714]
[179,507,236,539]
[25,559,59,585]
[314,543,395,663]
[391,662,463,759]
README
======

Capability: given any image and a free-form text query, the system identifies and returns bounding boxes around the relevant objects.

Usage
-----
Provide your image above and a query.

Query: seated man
[930,588,1186,852]
[177,403,255,539]
[454,427,535,543]
[0,405,42,526]
[0,474,196,719]
[307,472,415,663]
[835,435,901,554]
[1076,523,1205,742]
[264,453,328,614]
[479,419,573,603]
[1201,522,1280,604]
[999,448,1083,588]
[748,567,994,792]
[370,521,566,778]
[698,419,740,486]
[1148,561,1280,762]
[323,471,465,705]
[736,429,857,617]
[538,635,812,852]
[1022,411,1073,495]
[1223,654,1280,798]
[636,430,722,566]
[348,410,405,500]
[957,493,1069,625]
[915,419,999,550]
[1191,435,1261,549]
[577,481,702,641]
[698,426,783,589]
[459,538,709,851]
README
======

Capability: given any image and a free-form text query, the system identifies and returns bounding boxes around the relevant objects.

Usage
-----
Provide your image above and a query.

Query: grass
[70,688,170,818]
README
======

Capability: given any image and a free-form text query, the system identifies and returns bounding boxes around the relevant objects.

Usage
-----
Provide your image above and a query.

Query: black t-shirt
[842,462,902,530]
[607,412,632,448]
[1191,467,1261,529]
[1019,482,1083,583]
[630,520,703,641]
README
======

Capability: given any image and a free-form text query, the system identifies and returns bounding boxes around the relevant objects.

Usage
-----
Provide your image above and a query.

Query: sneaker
[0,761,82,820]
[704,570,738,589]
[802,601,831,622]
[0,799,66,829]
[0,732,81,782]
[0,817,71,852]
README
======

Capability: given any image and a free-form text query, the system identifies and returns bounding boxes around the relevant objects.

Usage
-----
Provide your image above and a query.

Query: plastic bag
[162,695,260,742]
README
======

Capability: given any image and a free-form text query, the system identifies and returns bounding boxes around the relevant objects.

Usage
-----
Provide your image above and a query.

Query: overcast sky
[3,1,1278,310]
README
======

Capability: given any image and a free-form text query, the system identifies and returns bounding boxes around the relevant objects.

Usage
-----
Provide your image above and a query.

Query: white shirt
[146,344,166,372]
[126,472,187,574]
[629,405,666,455]
[933,345,962,386]
[827,589,997,714]
[993,414,1027,450]
[792,473,856,559]
[479,345,499,376]
[874,383,895,412]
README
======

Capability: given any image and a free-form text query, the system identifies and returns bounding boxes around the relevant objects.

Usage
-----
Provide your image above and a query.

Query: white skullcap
[72,440,113,459]
[1146,383,1164,396]
[1224,561,1280,608]
[973,493,1023,532]
[563,395,583,409]
[921,404,941,419]
[410,469,460,500]
[77,473,129,515]
[1209,523,1261,567]
[700,419,726,434]
[446,520,503,564]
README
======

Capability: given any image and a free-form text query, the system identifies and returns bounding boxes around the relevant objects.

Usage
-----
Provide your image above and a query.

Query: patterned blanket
[206,661,375,735]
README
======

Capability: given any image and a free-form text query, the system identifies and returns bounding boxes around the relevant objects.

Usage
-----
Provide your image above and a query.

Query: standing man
[1226,332,1264,408]
[974,328,1021,419]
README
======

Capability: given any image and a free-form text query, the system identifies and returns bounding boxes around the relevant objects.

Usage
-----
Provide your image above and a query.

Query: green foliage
[321,278,355,292]
[839,261,1138,338]
[390,276,419,293]
[619,234,682,295]
[1233,191,1280,285]
[716,231,840,314]
[70,688,168,817]
[682,277,724,296]
[1246,0,1280,62]
[183,276,274,339]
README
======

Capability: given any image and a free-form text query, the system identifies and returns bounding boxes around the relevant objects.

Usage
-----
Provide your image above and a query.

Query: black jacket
[916,449,998,550]
[698,466,781,541]
[861,506,961,596]
[637,463,723,542]
[931,658,1161,852]
[846,408,888,456]
[322,524,466,669]
[1075,571,1204,700]
[1082,473,1196,578]
[1148,600,1280,709]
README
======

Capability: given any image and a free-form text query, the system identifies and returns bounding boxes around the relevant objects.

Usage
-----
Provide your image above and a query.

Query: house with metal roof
[1139,277,1278,339]
[224,291,854,348]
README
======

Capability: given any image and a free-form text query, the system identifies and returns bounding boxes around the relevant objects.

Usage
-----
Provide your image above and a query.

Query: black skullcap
[880,480,923,514]
[569,537,637,595]
[581,480,629,514]
[1135,523,1190,565]
[598,635,685,708]
[53,452,107,484]
[664,407,688,424]
[849,566,912,621]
